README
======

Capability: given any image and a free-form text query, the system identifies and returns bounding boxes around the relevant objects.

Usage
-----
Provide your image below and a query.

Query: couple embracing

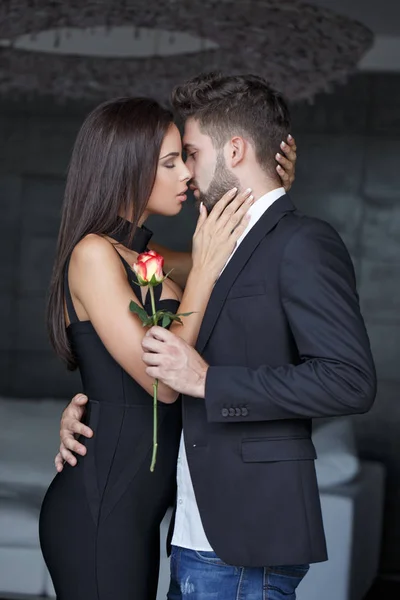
[39,72,376,600]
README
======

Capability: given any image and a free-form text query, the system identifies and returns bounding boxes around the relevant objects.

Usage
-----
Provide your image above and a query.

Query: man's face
[183,118,239,212]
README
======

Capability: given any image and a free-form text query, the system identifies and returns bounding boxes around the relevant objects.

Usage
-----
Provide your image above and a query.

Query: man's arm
[205,219,377,422]
[142,220,376,422]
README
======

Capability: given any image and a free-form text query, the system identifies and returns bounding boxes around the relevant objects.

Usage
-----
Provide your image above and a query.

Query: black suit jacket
[181,194,376,567]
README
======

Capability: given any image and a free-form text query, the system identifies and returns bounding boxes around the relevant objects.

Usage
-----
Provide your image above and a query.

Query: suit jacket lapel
[196,194,295,354]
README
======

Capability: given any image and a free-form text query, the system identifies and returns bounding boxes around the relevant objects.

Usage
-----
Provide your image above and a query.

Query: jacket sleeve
[204,219,377,423]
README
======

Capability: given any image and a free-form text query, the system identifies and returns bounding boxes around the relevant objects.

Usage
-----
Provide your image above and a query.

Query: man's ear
[229,136,246,167]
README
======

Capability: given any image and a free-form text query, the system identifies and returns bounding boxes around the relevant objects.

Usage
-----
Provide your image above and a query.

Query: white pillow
[312,417,360,489]
[0,397,65,488]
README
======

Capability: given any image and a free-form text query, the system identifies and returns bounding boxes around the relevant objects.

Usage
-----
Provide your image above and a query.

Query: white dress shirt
[171,187,286,551]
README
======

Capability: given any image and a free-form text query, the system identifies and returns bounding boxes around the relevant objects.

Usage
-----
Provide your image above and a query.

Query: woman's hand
[276,134,297,192]
[191,188,254,282]
[149,136,297,288]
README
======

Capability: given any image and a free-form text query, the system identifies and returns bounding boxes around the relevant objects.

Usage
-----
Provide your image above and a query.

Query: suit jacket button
[241,407,249,417]
[235,408,241,416]
[228,408,235,417]
[221,408,229,417]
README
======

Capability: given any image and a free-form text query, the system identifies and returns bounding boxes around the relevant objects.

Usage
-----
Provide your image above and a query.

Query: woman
[39,96,255,600]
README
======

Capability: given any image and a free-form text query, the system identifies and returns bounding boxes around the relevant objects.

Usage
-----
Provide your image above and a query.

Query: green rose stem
[130,254,193,471]
[148,284,159,473]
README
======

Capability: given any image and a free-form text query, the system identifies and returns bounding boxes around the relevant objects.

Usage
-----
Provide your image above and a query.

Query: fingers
[61,403,93,436]
[60,431,87,457]
[61,393,92,439]
[145,325,173,343]
[279,139,297,162]
[62,394,87,424]
[56,394,92,470]
[142,352,161,366]
[276,152,294,173]
[55,452,65,473]
[207,187,238,222]
[213,188,252,223]
[71,393,89,406]
[221,188,253,218]
[145,366,160,379]
[61,417,93,440]
[193,202,207,235]
[75,422,94,439]
[59,441,78,467]
[230,213,251,243]
[276,154,293,181]
[276,136,297,191]
[214,190,254,234]
[142,334,165,354]
[276,163,287,184]
[57,394,91,470]
[277,163,293,192]
[287,134,297,152]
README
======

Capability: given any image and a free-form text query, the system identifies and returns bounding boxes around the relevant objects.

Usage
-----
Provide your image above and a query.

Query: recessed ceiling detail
[0,0,374,103]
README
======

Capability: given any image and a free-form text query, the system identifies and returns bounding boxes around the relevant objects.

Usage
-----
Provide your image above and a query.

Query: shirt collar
[238,186,286,244]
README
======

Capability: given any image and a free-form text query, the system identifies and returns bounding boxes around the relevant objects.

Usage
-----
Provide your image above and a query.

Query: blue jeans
[167,546,309,600]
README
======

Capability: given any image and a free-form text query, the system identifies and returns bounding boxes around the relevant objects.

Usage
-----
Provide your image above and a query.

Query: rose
[129,250,193,472]
[133,250,164,286]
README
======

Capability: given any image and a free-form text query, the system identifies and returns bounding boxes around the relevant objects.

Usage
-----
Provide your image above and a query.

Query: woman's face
[143,124,191,220]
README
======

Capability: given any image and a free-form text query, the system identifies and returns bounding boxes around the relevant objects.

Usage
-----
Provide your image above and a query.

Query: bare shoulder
[72,233,113,258]
[71,234,121,271]
[68,234,129,294]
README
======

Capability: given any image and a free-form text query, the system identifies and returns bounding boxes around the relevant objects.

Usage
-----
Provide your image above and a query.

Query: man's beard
[196,152,240,213]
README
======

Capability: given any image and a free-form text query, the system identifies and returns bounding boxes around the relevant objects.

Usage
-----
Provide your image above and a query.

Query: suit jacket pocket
[241,437,317,463]
[227,283,266,299]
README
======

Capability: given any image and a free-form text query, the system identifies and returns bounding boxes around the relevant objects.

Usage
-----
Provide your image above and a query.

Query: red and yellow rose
[129,250,193,472]
[133,250,164,286]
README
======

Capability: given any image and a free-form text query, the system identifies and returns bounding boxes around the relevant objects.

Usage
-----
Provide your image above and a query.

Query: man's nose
[181,164,192,181]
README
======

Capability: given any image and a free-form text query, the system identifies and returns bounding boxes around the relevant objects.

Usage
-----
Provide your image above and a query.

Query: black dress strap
[106,217,161,304]
[64,256,79,324]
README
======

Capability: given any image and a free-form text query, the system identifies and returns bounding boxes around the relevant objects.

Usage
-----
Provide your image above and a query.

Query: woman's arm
[69,188,250,404]
[55,190,252,468]
[148,241,192,289]
[70,190,252,402]
[167,189,253,347]
[70,235,179,404]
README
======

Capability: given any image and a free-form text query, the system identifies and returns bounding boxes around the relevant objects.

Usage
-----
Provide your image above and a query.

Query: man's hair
[171,72,291,179]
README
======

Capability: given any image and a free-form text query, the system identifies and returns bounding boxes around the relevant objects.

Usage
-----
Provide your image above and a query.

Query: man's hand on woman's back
[55,394,93,472]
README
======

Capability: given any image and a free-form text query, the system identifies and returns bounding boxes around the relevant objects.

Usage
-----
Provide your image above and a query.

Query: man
[56,73,376,599]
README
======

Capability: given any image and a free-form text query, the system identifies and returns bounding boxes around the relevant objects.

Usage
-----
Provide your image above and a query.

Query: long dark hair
[47,97,173,370]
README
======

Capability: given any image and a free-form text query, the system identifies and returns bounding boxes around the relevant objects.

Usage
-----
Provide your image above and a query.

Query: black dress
[39,226,181,600]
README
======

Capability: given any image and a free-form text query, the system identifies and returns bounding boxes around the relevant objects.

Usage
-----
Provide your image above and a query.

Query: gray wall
[292,73,400,576]
[0,72,399,574]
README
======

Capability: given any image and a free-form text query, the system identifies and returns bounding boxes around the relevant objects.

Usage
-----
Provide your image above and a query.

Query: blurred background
[0,1,399,599]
